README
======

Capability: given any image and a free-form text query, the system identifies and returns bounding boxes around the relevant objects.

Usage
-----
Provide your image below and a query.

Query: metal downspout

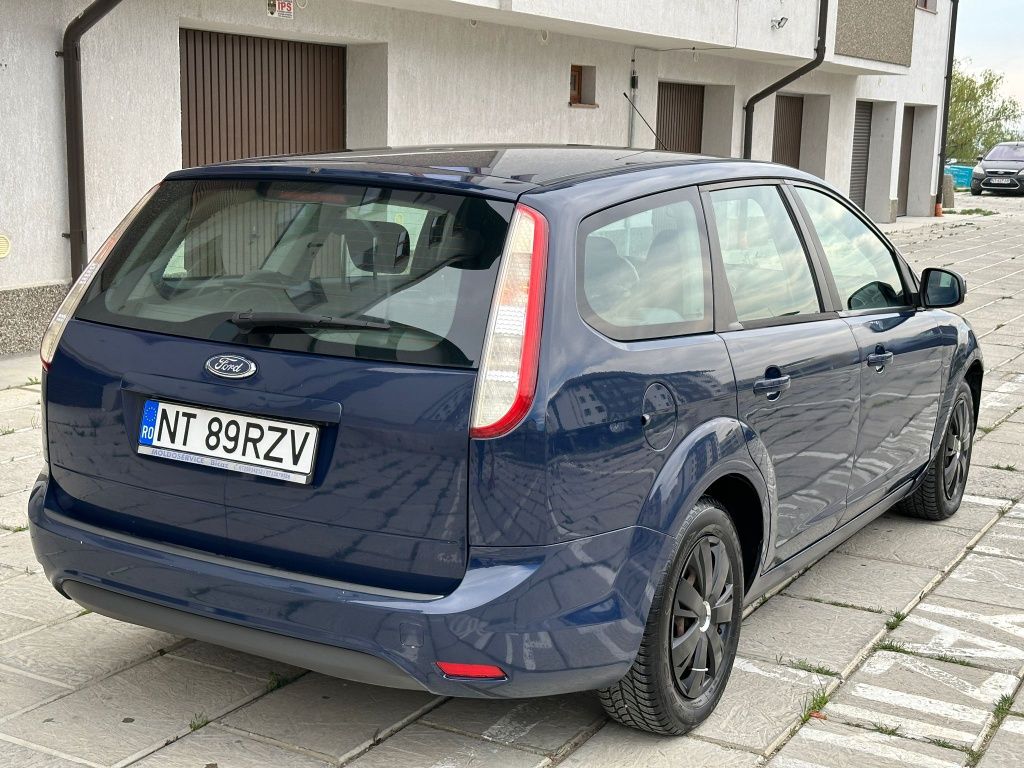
[935,0,960,213]
[60,0,125,280]
[741,0,830,160]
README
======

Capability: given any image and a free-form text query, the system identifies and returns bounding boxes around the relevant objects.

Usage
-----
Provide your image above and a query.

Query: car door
[791,185,945,523]
[703,182,861,565]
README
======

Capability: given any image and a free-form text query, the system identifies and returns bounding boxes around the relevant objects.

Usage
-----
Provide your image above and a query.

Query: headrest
[585,236,638,314]
[320,216,411,275]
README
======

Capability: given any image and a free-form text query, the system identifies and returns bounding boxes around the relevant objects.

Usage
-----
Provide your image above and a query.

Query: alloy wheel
[670,534,735,699]
[943,397,972,501]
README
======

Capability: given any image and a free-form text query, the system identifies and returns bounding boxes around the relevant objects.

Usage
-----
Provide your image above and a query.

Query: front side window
[578,191,710,340]
[795,187,908,311]
[75,180,514,368]
[709,185,821,323]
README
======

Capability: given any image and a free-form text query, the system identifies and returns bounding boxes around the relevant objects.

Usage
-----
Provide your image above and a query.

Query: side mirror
[920,268,966,309]
[977,155,985,162]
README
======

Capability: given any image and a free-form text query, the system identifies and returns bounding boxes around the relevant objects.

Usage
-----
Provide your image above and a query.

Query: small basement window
[569,64,597,107]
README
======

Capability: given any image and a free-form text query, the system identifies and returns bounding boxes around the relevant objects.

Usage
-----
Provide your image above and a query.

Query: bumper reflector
[436,662,507,680]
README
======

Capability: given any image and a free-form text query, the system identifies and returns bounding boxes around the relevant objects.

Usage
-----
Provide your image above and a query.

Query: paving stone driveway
[3,197,1024,767]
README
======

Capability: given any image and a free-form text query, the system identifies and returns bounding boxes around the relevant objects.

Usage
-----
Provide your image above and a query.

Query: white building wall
[0,0,952,353]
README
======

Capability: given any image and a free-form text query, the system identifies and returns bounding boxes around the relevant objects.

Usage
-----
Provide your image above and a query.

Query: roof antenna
[623,92,668,151]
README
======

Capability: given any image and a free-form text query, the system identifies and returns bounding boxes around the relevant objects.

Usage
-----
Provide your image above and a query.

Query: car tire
[897,381,975,521]
[970,184,982,196]
[597,497,743,735]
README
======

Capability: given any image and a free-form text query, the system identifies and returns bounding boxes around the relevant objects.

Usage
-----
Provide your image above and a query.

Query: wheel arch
[637,417,775,599]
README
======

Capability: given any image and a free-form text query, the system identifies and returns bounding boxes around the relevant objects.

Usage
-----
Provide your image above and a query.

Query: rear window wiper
[228,311,391,332]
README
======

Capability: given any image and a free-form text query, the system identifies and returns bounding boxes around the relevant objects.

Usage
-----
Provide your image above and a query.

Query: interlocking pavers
[0,654,267,766]
[934,553,1024,610]
[0,610,38,642]
[347,723,548,768]
[0,738,83,768]
[165,641,303,683]
[0,457,43,497]
[219,673,439,763]
[0,488,30,531]
[978,715,1024,768]
[838,515,976,571]
[0,668,67,720]
[0,575,79,624]
[766,717,967,768]
[973,515,1024,561]
[131,723,333,768]
[738,595,884,677]
[0,533,43,575]
[692,657,832,755]
[889,595,1024,675]
[559,722,761,767]
[0,612,177,687]
[784,551,940,613]
[824,650,1017,748]
[421,693,605,754]
[927,499,1003,531]
[966,466,1024,501]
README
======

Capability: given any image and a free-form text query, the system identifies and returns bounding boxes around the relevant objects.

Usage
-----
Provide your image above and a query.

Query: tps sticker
[268,0,294,19]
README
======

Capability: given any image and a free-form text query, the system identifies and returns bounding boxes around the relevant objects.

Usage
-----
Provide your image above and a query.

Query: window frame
[699,179,836,331]
[785,181,920,317]
[575,185,714,342]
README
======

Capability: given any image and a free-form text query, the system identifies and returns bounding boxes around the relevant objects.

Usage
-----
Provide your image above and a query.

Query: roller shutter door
[656,82,705,153]
[772,95,804,169]
[180,29,346,167]
[849,101,873,209]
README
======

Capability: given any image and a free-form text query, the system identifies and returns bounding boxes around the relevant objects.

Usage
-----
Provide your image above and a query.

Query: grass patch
[874,640,908,654]
[978,425,994,435]
[932,652,975,667]
[0,427,14,436]
[189,712,209,732]
[945,208,997,216]
[23,377,40,386]
[872,722,902,736]
[885,611,907,631]
[802,687,830,723]
[994,694,1015,726]
[992,464,1017,472]
[265,670,303,692]
[790,659,840,677]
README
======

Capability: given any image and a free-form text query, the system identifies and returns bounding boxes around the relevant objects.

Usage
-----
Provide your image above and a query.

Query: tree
[947,60,1023,162]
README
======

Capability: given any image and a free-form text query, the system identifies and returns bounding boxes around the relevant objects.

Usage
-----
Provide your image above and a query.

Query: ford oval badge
[205,354,257,379]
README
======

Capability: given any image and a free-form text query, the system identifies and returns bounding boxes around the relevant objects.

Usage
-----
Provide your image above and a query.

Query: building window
[916,0,936,11]
[569,65,597,107]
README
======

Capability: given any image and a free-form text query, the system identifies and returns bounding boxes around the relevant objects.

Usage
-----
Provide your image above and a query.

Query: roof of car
[166,144,817,199]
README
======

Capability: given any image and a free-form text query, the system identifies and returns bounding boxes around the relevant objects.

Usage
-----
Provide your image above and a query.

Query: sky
[955,0,1024,129]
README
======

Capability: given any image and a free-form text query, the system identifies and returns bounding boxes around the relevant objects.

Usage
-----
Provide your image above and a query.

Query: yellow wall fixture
[0,234,11,259]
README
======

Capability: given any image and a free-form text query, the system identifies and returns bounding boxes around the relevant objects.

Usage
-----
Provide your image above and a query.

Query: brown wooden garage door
[772,95,804,169]
[656,82,705,153]
[180,29,346,167]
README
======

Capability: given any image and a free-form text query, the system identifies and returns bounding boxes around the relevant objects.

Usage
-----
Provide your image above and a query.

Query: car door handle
[753,375,792,397]
[866,351,894,370]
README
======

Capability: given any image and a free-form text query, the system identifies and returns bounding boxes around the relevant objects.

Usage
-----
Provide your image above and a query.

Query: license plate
[138,400,319,484]
[991,178,1013,185]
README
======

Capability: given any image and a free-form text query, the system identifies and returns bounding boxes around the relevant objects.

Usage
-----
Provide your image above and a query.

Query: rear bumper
[28,471,667,698]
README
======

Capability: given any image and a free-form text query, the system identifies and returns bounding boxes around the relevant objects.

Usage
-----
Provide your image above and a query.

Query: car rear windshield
[985,145,1024,161]
[75,179,514,368]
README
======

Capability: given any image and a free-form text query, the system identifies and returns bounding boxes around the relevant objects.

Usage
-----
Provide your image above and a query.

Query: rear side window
[709,185,821,323]
[795,187,908,311]
[578,189,711,341]
[75,180,514,368]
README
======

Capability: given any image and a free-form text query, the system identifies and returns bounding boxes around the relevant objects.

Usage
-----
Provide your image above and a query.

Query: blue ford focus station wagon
[30,146,982,734]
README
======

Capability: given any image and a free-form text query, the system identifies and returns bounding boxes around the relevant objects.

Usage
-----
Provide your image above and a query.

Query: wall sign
[268,1,294,19]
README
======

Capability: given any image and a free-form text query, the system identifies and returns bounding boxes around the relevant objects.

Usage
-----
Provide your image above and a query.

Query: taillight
[470,204,548,439]
[40,185,159,370]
